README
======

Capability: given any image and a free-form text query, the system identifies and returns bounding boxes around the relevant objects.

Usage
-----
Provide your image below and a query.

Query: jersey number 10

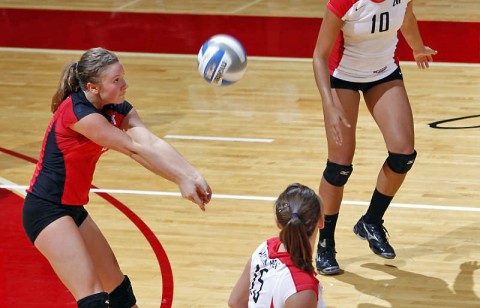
[371,12,390,33]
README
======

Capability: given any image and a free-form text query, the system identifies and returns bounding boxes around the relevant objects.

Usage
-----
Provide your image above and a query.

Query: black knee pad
[386,150,417,174]
[109,275,137,308]
[323,160,353,187]
[77,292,109,308]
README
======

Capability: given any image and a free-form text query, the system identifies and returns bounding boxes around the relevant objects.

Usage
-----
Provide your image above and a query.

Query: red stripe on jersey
[56,99,105,205]
[267,238,319,298]
[286,264,320,296]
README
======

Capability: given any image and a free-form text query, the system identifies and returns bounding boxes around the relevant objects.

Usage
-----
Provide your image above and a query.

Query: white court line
[231,0,263,14]
[164,135,274,143]
[1,47,479,68]
[113,0,142,11]
[0,178,26,196]
[1,184,479,212]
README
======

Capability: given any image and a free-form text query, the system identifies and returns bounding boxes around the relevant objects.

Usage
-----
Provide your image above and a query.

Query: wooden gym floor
[0,1,479,307]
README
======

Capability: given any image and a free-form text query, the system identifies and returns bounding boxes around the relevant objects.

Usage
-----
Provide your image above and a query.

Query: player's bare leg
[353,79,415,259]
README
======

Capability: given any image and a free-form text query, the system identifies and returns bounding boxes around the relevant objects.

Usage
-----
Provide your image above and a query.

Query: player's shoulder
[327,0,360,18]
[328,0,360,10]
[71,91,100,120]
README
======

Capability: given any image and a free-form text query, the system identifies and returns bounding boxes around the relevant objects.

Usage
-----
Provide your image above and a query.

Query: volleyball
[197,34,247,86]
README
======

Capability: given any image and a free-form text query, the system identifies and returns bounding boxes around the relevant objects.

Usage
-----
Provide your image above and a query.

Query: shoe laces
[367,220,390,241]
[319,245,336,257]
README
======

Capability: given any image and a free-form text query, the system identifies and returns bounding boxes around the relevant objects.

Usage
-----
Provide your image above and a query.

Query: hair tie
[74,62,78,71]
[291,212,299,218]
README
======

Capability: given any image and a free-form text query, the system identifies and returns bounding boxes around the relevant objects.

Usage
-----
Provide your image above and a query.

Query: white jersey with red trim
[327,0,410,82]
[247,238,326,308]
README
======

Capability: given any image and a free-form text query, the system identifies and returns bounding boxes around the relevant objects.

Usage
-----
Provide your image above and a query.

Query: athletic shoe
[353,216,396,259]
[316,239,341,275]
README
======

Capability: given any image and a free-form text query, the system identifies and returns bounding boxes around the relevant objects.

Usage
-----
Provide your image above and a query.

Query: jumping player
[23,47,212,307]
[312,0,437,275]
[228,183,326,308]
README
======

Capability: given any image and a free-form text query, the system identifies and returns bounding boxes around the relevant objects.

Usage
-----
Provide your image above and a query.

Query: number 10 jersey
[327,0,410,82]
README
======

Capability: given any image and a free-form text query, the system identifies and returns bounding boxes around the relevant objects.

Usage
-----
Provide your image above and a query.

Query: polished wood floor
[1,1,479,307]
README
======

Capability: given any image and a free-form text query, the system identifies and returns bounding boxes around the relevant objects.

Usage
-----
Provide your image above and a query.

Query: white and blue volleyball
[197,34,247,86]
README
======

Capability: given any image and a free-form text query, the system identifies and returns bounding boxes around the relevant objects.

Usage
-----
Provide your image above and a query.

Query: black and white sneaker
[316,239,341,275]
[353,216,396,259]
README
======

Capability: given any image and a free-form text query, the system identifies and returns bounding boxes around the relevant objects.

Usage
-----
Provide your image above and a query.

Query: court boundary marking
[0,147,174,308]
[1,47,479,67]
[1,185,479,213]
[164,135,274,143]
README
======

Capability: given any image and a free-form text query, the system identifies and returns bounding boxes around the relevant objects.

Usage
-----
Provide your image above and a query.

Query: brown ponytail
[276,183,322,274]
[51,62,78,113]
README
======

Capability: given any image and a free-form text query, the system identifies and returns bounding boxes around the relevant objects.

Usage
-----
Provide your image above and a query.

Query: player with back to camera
[228,183,326,308]
[22,47,212,307]
[312,0,437,275]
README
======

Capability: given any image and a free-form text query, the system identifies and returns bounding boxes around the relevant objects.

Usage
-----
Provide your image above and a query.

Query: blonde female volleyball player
[229,183,326,308]
[22,47,212,307]
[313,0,437,275]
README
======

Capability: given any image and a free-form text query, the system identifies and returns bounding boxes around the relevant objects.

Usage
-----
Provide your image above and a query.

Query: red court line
[0,188,77,307]
[0,8,478,63]
[92,187,174,307]
[0,147,173,307]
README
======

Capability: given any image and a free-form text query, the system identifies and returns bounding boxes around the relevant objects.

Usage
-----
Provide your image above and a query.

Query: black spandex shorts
[23,193,89,243]
[330,67,403,93]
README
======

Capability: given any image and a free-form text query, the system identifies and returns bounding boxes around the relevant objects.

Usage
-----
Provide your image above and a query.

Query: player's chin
[116,94,127,103]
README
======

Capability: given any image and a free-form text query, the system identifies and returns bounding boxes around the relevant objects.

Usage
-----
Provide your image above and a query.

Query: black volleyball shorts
[23,193,89,243]
[330,67,403,93]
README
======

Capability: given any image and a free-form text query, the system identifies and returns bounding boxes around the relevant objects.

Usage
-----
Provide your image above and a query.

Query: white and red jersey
[248,237,326,308]
[327,0,410,82]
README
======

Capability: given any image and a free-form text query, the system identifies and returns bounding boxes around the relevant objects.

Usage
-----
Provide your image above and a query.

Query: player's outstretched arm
[72,109,212,210]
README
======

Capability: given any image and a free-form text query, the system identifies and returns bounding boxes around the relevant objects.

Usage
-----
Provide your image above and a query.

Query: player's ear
[275,219,282,230]
[86,81,99,94]
[318,214,325,229]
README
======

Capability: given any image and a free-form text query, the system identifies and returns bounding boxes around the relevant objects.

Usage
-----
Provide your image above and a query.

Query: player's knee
[77,292,109,308]
[386,150,417,174]
[323,160,353,187]
[109,275,137,308]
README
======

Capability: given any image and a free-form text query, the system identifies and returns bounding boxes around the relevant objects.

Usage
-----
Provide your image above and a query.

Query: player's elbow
[227,299,244,308]
[228,293,247,308]
[111,141,143,158]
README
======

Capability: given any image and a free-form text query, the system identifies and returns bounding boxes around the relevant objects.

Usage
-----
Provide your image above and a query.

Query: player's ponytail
[276,183,322,274]
[51,62,78,113]
[280,216,313,273]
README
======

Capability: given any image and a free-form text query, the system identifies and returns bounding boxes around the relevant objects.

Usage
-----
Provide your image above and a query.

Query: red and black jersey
[27,90,133,206]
